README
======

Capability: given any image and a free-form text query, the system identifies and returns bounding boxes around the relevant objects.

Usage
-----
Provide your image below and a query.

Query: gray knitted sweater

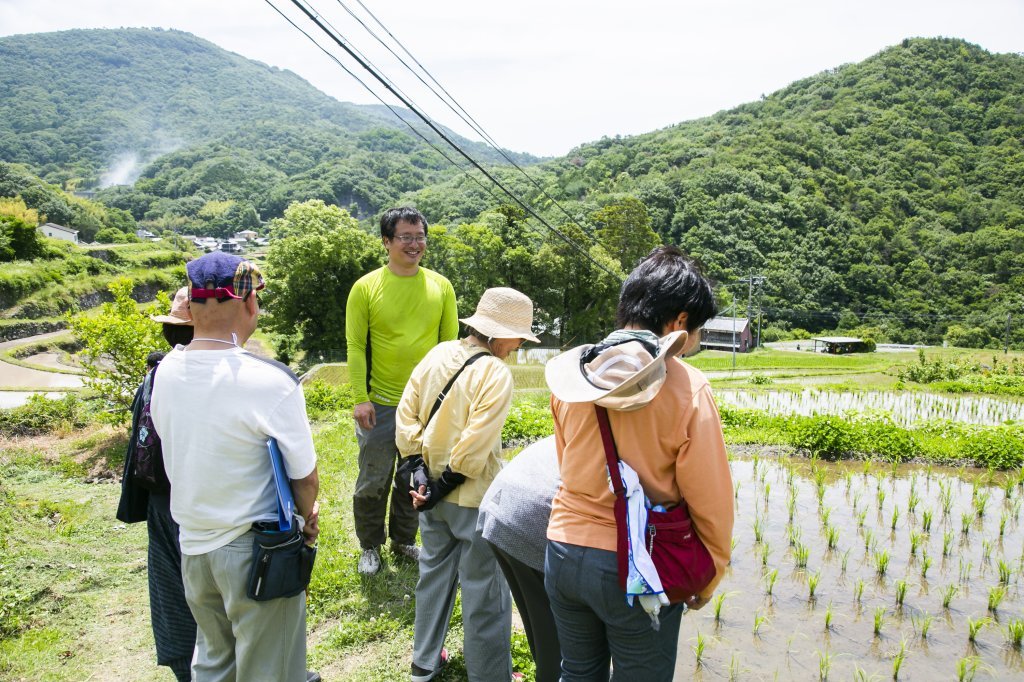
[477,436,560,572]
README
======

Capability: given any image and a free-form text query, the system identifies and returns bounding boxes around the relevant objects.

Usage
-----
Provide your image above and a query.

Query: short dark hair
[615,246,717,334]
[379,207,428,240]
[162,323,194,347]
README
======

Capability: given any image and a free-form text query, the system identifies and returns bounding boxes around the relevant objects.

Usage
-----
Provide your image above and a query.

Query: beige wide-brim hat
[150,287,193,325]
[545,330,689,411]
[459,287,540,343]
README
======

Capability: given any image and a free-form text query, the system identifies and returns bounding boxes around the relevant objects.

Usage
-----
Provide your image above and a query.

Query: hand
[414,467,467,513]
[302,501,320,546]
[688,594,711,611]
[353,401,376,431]
[410,484,428,510]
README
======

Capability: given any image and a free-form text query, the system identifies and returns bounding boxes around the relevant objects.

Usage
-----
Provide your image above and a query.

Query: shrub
[502,399,553,444]
[303,380,356,418]
[857,417,919,462]
[968,427,1024,469]
[790,415,857,459]
[0,394,90,436]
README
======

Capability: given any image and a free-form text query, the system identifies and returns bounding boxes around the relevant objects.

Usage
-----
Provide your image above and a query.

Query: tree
[591,197,661,272]
[67,278,166,421]
[0,198,42,261]
[264,202,382,356]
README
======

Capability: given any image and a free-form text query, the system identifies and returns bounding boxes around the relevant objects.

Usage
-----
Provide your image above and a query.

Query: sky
[1,0,1022,157]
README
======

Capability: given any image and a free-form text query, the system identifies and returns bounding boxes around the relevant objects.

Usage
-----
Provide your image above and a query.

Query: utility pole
[731,303,737,369]
[738,272,768,348]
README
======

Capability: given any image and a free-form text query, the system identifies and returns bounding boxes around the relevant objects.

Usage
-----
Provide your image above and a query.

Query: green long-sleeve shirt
[345,266,459,406]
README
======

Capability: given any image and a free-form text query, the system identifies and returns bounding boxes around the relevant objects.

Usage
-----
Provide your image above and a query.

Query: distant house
[812,336,865,354]
[701,316,753,353]
[136,228,156,240]
[235,230,258,241]
[220,240,242,253]
[38,223,79,244]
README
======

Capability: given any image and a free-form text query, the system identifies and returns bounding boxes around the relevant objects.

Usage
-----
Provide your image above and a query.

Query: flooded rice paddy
[674,455,1024,680]
[717,389,1024,426]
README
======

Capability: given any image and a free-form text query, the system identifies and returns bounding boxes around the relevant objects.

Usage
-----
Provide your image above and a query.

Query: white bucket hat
[545,330,689,411]
[459,287,540,343]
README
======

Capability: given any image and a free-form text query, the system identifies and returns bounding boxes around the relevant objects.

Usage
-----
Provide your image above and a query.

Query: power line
[338,0,595,236]
[281,0,620,280]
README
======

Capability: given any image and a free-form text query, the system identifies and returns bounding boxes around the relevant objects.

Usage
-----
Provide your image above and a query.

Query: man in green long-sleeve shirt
[346,207,459,576]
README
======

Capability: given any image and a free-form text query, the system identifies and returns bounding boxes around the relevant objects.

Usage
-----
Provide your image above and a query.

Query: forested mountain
[405,38,1024,346]
[0,28,537,232]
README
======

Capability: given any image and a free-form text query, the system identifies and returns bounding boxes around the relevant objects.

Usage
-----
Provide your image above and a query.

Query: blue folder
[267,437,295,532]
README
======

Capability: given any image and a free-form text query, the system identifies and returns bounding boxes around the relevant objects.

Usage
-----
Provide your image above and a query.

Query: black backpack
[132,364,170,493]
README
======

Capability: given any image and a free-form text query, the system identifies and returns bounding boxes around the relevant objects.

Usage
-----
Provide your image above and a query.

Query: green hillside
[405,38,1024,346]
[0,28,538,229]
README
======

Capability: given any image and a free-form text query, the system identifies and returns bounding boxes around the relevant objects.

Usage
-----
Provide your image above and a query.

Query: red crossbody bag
[595,405,716,605]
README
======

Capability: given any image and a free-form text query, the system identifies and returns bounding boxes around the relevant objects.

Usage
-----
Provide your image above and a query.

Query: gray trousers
[413,501,512,682]
[181,532,307,682]
[353,402,419,549]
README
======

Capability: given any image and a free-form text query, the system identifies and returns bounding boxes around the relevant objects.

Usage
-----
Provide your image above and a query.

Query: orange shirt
[547,358,734,598]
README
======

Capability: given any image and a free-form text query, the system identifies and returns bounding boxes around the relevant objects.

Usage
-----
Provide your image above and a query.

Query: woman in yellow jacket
[396,287,538,682]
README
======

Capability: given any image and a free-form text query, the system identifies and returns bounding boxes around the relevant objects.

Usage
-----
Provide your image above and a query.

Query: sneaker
[410,647,448,682]
[358,547,381,576]
[306,672,322,682]
[391,541,420,561]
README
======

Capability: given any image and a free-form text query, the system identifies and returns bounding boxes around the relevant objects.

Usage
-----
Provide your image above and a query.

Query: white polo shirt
[151,346,317,555]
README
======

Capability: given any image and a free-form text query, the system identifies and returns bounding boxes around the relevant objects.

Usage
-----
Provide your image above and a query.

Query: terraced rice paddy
[675,456,1024,680]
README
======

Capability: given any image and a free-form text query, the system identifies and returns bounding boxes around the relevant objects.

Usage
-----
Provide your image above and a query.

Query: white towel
[610,461,670,628]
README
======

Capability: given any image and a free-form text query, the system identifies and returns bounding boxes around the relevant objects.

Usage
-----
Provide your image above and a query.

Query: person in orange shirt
[543,245,734,682]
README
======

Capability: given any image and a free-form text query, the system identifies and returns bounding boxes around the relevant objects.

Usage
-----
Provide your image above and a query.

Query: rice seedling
[852,664,878,682]
[854,578,865,603]
[909,531,923,556]
[760,542,770,567]
[826,525,840,551]
[873,606,885,636]
[734,481,741,499]
[842,549,851,573]
[788,524,802,547]
[920,551,932,579]
[943,530,954,556]
[974,491,990,518]
[712,592,727,622]
[998,559,1012,585]
[1006,619,1024,648]
[959,559,972,582]
[987,585,1006,612]
[823,601,834,630]
[786,492,797,522]
[852,490,863,509]
[817,649,833,681]
[894,579,908,607]
[753,516,764,544]
[921,507,933,533]
[999,511,1008,537]
[844,470,854,492]
[794,543,810,568]
[752,610,768,636]
[862,460,872,478]
[815,482,826,505]
[731,537,738,552]
[857,508,868,528]
[877,487,886,510]
[693,631,707,667]
[765,568,779,596]
[942,583,958,609]
[960,512,973,535]
[807,571,821,600]
[874,549,890,576]
[912,613,934,639]
[729,653,741,681]
[955,655,981,682]
[820,505,832,527]
[908,489,921,515]
[864,528,875,551]
[763,481,772,505]
[891,505,900,531]
[981,539,992,563]
[892,638,907,680]
[967,616,991,642]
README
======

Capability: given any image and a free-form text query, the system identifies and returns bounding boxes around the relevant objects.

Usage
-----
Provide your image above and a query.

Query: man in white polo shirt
[151,252,320,682]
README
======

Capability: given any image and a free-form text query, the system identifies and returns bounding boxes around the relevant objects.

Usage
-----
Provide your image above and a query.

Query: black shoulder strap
[426,351,489,426]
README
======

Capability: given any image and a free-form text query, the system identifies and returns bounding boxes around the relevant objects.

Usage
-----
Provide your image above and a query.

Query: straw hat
[545,330,688,411]
[460,287,539,343]
[150,287,193,325]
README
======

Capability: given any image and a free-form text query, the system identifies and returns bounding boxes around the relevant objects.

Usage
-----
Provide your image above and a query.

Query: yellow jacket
[396,338,513,508]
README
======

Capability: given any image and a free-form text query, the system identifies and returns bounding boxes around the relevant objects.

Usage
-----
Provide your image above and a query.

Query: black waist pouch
[246,522,317,601]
